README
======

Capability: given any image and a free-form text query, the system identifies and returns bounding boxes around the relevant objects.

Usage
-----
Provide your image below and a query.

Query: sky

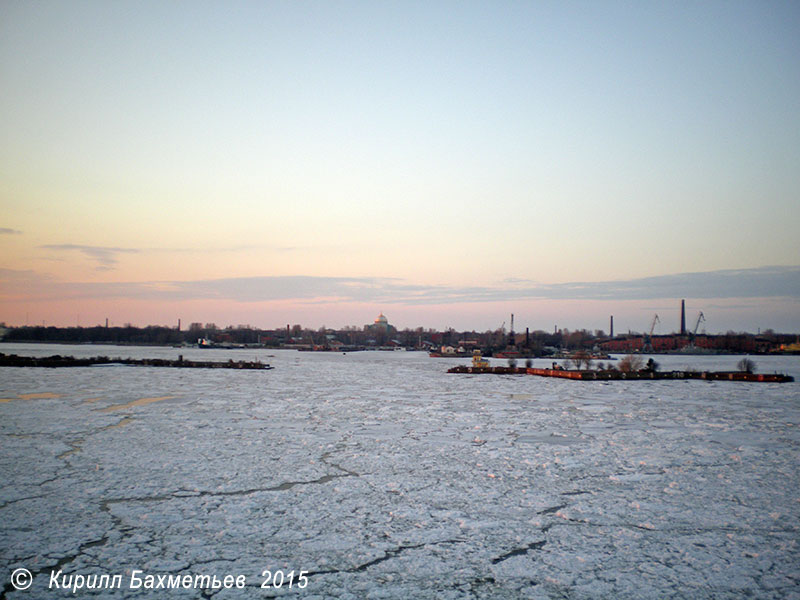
[1,0,799,334]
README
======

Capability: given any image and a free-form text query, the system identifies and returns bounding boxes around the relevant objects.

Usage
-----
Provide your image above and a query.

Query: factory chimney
[610,315,614,338]
[680,300,686,335]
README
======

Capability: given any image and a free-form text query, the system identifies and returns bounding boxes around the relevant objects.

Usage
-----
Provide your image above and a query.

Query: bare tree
[572,350,593,371]
[737,357,756,374]
[619,354,644,373]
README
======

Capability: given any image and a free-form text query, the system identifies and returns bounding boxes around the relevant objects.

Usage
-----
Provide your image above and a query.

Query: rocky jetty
[0,353,273,370]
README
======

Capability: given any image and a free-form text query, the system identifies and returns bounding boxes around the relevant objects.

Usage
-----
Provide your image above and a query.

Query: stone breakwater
[0,353,273,370]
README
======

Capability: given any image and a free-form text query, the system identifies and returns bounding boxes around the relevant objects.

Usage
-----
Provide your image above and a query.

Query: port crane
[649,314,660,336]
[496,320,506,347]
[690,312,705,341]
[643,314,660,351]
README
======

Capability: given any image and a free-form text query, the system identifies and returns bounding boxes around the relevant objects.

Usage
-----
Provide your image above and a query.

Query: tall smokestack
[610,315,614,338]
[680,299,686,335]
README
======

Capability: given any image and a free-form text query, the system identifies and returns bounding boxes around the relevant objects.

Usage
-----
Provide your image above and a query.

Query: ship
[494,349,536,359]
[429,345,473,358]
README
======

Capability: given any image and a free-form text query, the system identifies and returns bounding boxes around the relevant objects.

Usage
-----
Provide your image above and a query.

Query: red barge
[447,350,793,382]
[447,364,793,383]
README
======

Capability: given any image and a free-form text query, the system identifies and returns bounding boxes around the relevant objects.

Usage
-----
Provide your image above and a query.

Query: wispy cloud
[498,266,800,302]
[40,244,139,269]
[38,242,311,270]
[147,244,301,254]
[0,268,51,282]
[2,265,798,305]
[0,228,22,235]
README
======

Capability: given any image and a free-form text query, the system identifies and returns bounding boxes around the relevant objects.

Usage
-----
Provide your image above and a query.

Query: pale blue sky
[1,1,798,331]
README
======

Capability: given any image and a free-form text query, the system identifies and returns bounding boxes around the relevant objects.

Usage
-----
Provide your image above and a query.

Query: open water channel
[1,344,798,599]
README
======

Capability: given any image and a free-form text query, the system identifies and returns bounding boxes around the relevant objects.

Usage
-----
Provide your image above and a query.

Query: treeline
[2,324,793,354]
[2,325,185,345]
[2,323,570,350]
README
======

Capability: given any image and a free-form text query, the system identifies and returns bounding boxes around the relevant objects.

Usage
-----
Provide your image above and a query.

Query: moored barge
[447,364,793,382]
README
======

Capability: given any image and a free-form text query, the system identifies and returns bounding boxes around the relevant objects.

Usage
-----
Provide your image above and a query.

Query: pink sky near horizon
[3,293,795,336]
[2,3,798,334]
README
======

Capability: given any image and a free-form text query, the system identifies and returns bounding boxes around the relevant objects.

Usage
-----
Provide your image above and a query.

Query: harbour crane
[691,312,705,340]
[650,314,660,336]
[497,320,506,347]
[644,314,660,351]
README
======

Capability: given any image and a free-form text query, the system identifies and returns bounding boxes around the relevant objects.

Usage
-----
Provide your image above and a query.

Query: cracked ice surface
[1,345,799,599]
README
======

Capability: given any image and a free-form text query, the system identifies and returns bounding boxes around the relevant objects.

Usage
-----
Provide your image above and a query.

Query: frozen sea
[1,344,798,599]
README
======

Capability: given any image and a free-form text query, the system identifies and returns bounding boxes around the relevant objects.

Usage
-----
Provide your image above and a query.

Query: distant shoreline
[1,339,795,357]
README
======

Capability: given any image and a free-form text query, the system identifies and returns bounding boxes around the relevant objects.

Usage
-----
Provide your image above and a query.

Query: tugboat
[471,349,489,369]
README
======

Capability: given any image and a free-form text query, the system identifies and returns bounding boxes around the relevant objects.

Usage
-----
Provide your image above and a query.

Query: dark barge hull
[448,365,793,383]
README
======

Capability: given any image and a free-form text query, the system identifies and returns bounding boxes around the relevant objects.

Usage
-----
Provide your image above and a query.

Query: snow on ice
[1,345,798,598]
